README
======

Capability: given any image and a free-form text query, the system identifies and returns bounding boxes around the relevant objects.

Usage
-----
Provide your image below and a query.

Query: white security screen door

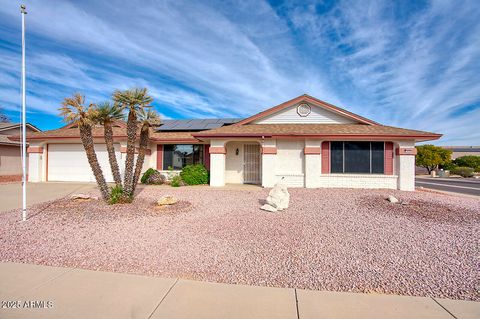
[243,144,261,184]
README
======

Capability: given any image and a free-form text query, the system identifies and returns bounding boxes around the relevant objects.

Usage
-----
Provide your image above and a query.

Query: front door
[243,144,261,184]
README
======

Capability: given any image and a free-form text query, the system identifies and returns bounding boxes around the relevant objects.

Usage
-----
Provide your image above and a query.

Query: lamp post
[21,4,27,222]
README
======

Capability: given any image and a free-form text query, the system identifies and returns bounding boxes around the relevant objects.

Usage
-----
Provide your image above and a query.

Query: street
[416,176,480,196]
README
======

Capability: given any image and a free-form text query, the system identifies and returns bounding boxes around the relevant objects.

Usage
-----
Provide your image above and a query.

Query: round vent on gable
[297,103,311,117]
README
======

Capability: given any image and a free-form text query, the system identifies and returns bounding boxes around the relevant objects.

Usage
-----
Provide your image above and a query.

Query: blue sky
[0,0,479,145]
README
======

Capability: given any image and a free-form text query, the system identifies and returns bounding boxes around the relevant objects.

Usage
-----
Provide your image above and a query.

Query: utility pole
[21,4,27,222]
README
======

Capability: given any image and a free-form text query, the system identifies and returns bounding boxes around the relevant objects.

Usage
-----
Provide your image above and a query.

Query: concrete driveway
[0,182,96,212]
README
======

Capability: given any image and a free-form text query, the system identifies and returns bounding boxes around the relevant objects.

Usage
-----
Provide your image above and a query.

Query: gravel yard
[1,187,479,301]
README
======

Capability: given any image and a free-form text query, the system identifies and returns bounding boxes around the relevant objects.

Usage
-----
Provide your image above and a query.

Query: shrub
[454,156,480,171]
[171,175,182,187]
[451,167,474,178]
[109,185,131,204]
[141,168,157,184]
[440,161,457,171]
[180,164,209,185]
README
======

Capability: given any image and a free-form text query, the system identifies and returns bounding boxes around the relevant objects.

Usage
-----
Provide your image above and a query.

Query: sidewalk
[0,262,478,319]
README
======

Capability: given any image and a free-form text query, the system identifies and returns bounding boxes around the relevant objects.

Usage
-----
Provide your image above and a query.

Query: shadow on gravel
[358,196,479,224]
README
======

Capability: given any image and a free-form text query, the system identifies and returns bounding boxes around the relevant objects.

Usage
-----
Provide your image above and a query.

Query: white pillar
[304,139,321,188]
[261,139,276,188]
[209,140,227,187]
[27,142,44,182]
[395,140,416,191]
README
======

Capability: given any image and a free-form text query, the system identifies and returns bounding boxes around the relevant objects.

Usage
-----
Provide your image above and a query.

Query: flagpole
[21,4,27,222]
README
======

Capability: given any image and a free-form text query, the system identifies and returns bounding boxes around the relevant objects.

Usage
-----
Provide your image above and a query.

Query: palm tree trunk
[123,110,137,197]
[79,124,110,200]
[132,125,149,193]
[104,122,122,187]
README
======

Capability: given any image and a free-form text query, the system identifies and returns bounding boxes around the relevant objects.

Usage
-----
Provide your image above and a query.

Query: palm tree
[92,102,124,187]
[132,108,160,192]
[59,93,110,200]
[113,88,153,198]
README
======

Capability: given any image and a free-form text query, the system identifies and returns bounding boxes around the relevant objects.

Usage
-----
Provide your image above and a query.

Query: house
[16,95,441,190]
[0,122,41,181]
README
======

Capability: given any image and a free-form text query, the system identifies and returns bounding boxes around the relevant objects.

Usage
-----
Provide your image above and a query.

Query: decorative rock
[147,171,166,185]
[157,195,178,206]
[388,195,399,203]
[260,204,277,212]
[265,182,290,211]
[71,194,93,200]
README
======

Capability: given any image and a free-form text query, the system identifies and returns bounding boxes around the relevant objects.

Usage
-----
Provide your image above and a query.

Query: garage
[47,144,121,182]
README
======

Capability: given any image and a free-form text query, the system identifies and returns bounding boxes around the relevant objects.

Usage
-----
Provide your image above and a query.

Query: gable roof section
[0,122,41,132]
[235,94,379,126]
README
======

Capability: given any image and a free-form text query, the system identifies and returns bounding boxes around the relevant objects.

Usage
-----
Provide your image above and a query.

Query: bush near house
[451,167,475,178]
[453,156,480,172]
[141,168,157,184]
[180,164,209,185]
[170,175,183,187]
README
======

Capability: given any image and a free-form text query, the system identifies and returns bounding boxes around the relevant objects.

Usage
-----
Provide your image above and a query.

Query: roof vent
[297,103,311,117]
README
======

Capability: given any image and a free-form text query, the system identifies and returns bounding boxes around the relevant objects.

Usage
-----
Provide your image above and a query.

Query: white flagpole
[21,4,27,222]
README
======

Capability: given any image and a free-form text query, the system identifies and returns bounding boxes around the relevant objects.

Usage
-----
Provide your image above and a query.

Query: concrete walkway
[0,182,96,212]
[0,263,478,319]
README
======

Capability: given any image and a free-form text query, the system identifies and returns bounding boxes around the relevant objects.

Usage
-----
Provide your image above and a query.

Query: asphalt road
[415,177,480,196]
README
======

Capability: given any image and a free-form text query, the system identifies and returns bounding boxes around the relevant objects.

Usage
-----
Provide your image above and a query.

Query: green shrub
[451,167,474,178]
[440,161,457,171]
[454,156,480,171]
[109,185,133,204]
[141,168,157,184]
[170,175,182,187]
[180,164,209,185]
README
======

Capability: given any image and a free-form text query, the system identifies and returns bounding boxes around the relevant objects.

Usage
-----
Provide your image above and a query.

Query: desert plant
[170,175,182,187]
[440,161,457,171]
[132,108,160,192]
[91,101,125,187]
[451,167,474,178]
[454,156,480,171]
[141,168,157,184]
[416,145,452,174]
[59,93,110,200]
[180,164,209,185]
[113,88,153,198]
[109,185,124,204]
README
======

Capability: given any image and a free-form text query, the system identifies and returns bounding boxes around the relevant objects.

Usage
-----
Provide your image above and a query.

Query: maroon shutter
[156,145,163,170]
[204,145,210,170]
[321,141,330,174]
[384,142,393,175]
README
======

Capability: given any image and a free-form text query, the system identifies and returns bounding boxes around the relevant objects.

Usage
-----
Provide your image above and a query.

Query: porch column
[395,140,416,191]
[261,139,277,187]
[27,142,44,182]
[209,139,227,187]
[304,139,321,188]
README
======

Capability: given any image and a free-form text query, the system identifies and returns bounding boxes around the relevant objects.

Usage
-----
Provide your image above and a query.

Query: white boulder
[387,195,399,203]
[260,204,277,212]
[157,195,178,206]
[264,182,290,211]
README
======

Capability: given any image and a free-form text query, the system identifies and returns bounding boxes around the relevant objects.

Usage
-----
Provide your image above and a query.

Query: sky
[0,0,479,145]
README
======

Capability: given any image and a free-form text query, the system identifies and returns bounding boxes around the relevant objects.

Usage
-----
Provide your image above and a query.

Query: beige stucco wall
[225,142,244,184]
[0,145,24,175]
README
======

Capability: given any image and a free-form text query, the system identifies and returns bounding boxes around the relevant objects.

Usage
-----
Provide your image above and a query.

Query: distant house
[16,95,441,190]
[0,122,41,181]
[442,146,480,159]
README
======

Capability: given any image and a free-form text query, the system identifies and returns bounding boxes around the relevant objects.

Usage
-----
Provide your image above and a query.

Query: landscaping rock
[260,204,277,212]
[71,194,97,200]
[265,182,290,211]
[387,195,399,203]
[147,171,166,185]
[157,195,178,206]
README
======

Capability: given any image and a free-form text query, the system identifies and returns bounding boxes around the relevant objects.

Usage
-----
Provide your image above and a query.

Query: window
[330,142,384,174]
[163,145,203,170]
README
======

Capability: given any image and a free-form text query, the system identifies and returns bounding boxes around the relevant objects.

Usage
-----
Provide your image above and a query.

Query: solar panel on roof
[157,118,241,131]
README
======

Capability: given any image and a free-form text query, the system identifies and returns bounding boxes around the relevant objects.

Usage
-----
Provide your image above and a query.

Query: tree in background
[416,144,452,174]
[0,107,10,122]
[92,102,125,187]
[112,88,153,199]
[454,155,480,172]
[59,93,110,200]
[132,108,160,193]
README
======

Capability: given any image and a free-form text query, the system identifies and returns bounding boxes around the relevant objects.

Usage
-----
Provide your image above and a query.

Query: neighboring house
[15,95,441,190]
[441,146,480,160]
[0,122,41,181]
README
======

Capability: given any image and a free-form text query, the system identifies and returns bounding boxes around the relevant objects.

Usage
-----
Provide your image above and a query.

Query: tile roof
[193,124,441,141]
[0,135,21,145]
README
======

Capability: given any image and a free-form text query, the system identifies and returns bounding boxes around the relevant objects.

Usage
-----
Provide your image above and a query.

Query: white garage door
[48,144,121,182]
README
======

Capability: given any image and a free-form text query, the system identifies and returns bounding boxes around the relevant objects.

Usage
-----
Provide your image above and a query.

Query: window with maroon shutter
[384,142,394,175]
[321,141,330,174]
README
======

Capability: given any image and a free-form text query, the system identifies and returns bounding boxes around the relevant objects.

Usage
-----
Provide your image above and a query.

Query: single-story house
[14,95,441,190]
[0,122,41,181]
